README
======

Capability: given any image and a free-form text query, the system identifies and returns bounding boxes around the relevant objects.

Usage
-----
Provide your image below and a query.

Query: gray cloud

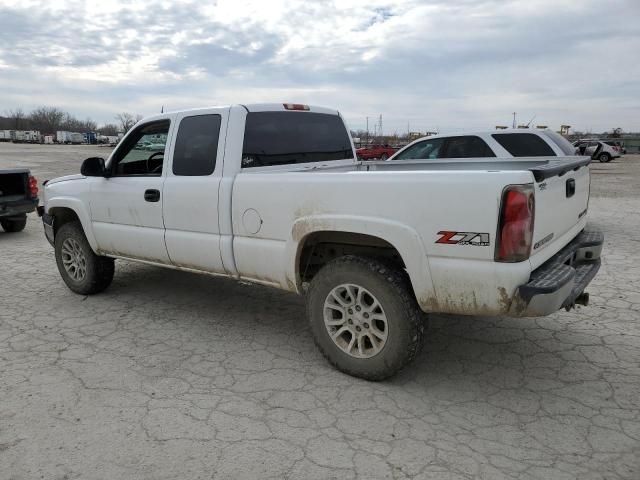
[0,0,638,133]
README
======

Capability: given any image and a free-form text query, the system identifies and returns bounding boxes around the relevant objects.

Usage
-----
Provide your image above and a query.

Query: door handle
[144,189,160,202]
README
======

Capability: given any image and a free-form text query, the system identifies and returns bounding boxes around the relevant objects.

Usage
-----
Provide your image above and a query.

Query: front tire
[307,256,425,380]
[55,221,114,295]
[599,153,611,163]
[0,215,27,232]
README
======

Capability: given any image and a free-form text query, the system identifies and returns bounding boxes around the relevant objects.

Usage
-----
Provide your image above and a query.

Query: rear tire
[380,153,388,160]
[0,215,27,232]
[55,221,114,295]
[599,153,611,163]
[307,255,425,381]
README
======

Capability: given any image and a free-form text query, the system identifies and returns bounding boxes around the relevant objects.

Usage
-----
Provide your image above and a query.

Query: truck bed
[279,156,591,180]
[0,169,29,199]
[231,154,591,315]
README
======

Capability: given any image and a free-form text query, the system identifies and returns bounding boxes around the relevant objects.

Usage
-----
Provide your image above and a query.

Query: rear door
[162,108,228,273]
[585,141,599,157]
[440,136,495,158]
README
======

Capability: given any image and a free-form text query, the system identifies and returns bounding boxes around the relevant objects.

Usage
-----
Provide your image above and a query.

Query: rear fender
[286,214,436,307]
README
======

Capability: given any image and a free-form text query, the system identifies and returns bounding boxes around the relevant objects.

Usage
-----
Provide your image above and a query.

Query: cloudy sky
[1,0,638,134]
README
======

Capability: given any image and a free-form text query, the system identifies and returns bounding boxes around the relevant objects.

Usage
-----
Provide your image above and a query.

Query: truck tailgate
[529,158,591,268]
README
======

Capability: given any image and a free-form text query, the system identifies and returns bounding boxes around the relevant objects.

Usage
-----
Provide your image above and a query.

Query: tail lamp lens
[495,185,535,262]
[28,175,38,198]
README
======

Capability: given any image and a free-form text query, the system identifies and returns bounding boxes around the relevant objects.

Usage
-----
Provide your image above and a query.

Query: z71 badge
[436,231,490,246]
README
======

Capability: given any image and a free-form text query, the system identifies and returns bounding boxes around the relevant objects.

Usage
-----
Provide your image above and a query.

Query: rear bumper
[0,198,38,218]
[509,229,604,317]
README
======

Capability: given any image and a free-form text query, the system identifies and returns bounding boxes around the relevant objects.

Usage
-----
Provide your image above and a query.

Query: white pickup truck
[40,103,603,380]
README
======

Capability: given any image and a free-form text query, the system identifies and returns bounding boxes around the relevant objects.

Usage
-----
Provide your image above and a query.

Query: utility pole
[366,117,369,145]
[512,112,517,129]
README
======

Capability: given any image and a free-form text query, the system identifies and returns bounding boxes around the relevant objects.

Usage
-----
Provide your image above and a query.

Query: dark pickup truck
[0,169,38,232]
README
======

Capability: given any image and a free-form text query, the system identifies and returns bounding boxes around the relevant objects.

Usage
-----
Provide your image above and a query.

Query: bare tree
[115,112,143,133]
[7,108,26,129]
[97,123,119,136]
[29,106,66,133]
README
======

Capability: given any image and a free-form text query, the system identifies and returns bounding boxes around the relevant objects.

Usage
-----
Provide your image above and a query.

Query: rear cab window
[242,112,353,168]
[492,133,556,157]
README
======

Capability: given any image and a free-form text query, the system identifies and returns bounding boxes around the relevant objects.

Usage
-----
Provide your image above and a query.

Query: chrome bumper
[510,229,604,317]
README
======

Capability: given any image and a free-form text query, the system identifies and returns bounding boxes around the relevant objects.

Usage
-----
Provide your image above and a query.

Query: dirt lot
[1,143,639,479]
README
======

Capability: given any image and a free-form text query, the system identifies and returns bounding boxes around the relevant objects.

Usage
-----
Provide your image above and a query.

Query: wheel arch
[47,198,98,251]
[285,215,435,307]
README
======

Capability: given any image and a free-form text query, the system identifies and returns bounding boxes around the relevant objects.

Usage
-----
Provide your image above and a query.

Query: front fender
[46,196,98,251]
[285,214,436,307]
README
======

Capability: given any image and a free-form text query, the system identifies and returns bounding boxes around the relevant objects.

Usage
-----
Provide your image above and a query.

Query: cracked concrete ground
[1,144,639,479]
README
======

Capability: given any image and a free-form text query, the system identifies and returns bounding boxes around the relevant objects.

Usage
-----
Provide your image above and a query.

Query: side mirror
[81,157,106,176]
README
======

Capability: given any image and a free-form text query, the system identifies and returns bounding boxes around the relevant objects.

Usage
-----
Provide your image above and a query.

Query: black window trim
[109,119,171,177]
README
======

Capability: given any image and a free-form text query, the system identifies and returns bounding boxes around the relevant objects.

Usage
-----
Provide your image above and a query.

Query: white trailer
[0,130,12,142]
[23,130,41,143]
[56,131,72,144]
[70,132,84,144]
[11,131,26,142]
[56,131,83,144]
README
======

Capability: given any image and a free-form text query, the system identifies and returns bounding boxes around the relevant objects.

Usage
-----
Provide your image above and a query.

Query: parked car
[356,144,398,160]
[144,142,166,151]
[389,129,577,161]
[603,140,625,155]
[39,103,603,380]
[0,169,38,232]
[573,140,620,163]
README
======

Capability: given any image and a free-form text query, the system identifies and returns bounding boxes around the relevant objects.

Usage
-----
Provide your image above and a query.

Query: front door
[162,109,228,273]
[90,119,172,263]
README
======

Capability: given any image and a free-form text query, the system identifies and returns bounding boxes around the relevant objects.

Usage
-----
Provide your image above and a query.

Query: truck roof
[146,103,340,119]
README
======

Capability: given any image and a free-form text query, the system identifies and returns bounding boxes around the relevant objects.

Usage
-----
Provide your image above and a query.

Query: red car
[356,144,398,160]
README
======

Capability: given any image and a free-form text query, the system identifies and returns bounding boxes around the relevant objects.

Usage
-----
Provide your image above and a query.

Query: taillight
[28,175,38,199]
[283,103,310,111]
[495,185,535,262]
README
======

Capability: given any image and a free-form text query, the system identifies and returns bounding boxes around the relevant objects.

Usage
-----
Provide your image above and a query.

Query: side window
[111,120,170,176]
[540,130,576,155]
[173,115,221,176]
[492,133,556,157]
[393,138,444,160]
[441,136,495,158]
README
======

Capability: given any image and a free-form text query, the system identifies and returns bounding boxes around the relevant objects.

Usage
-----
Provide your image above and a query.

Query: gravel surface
[1,144,638,479]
